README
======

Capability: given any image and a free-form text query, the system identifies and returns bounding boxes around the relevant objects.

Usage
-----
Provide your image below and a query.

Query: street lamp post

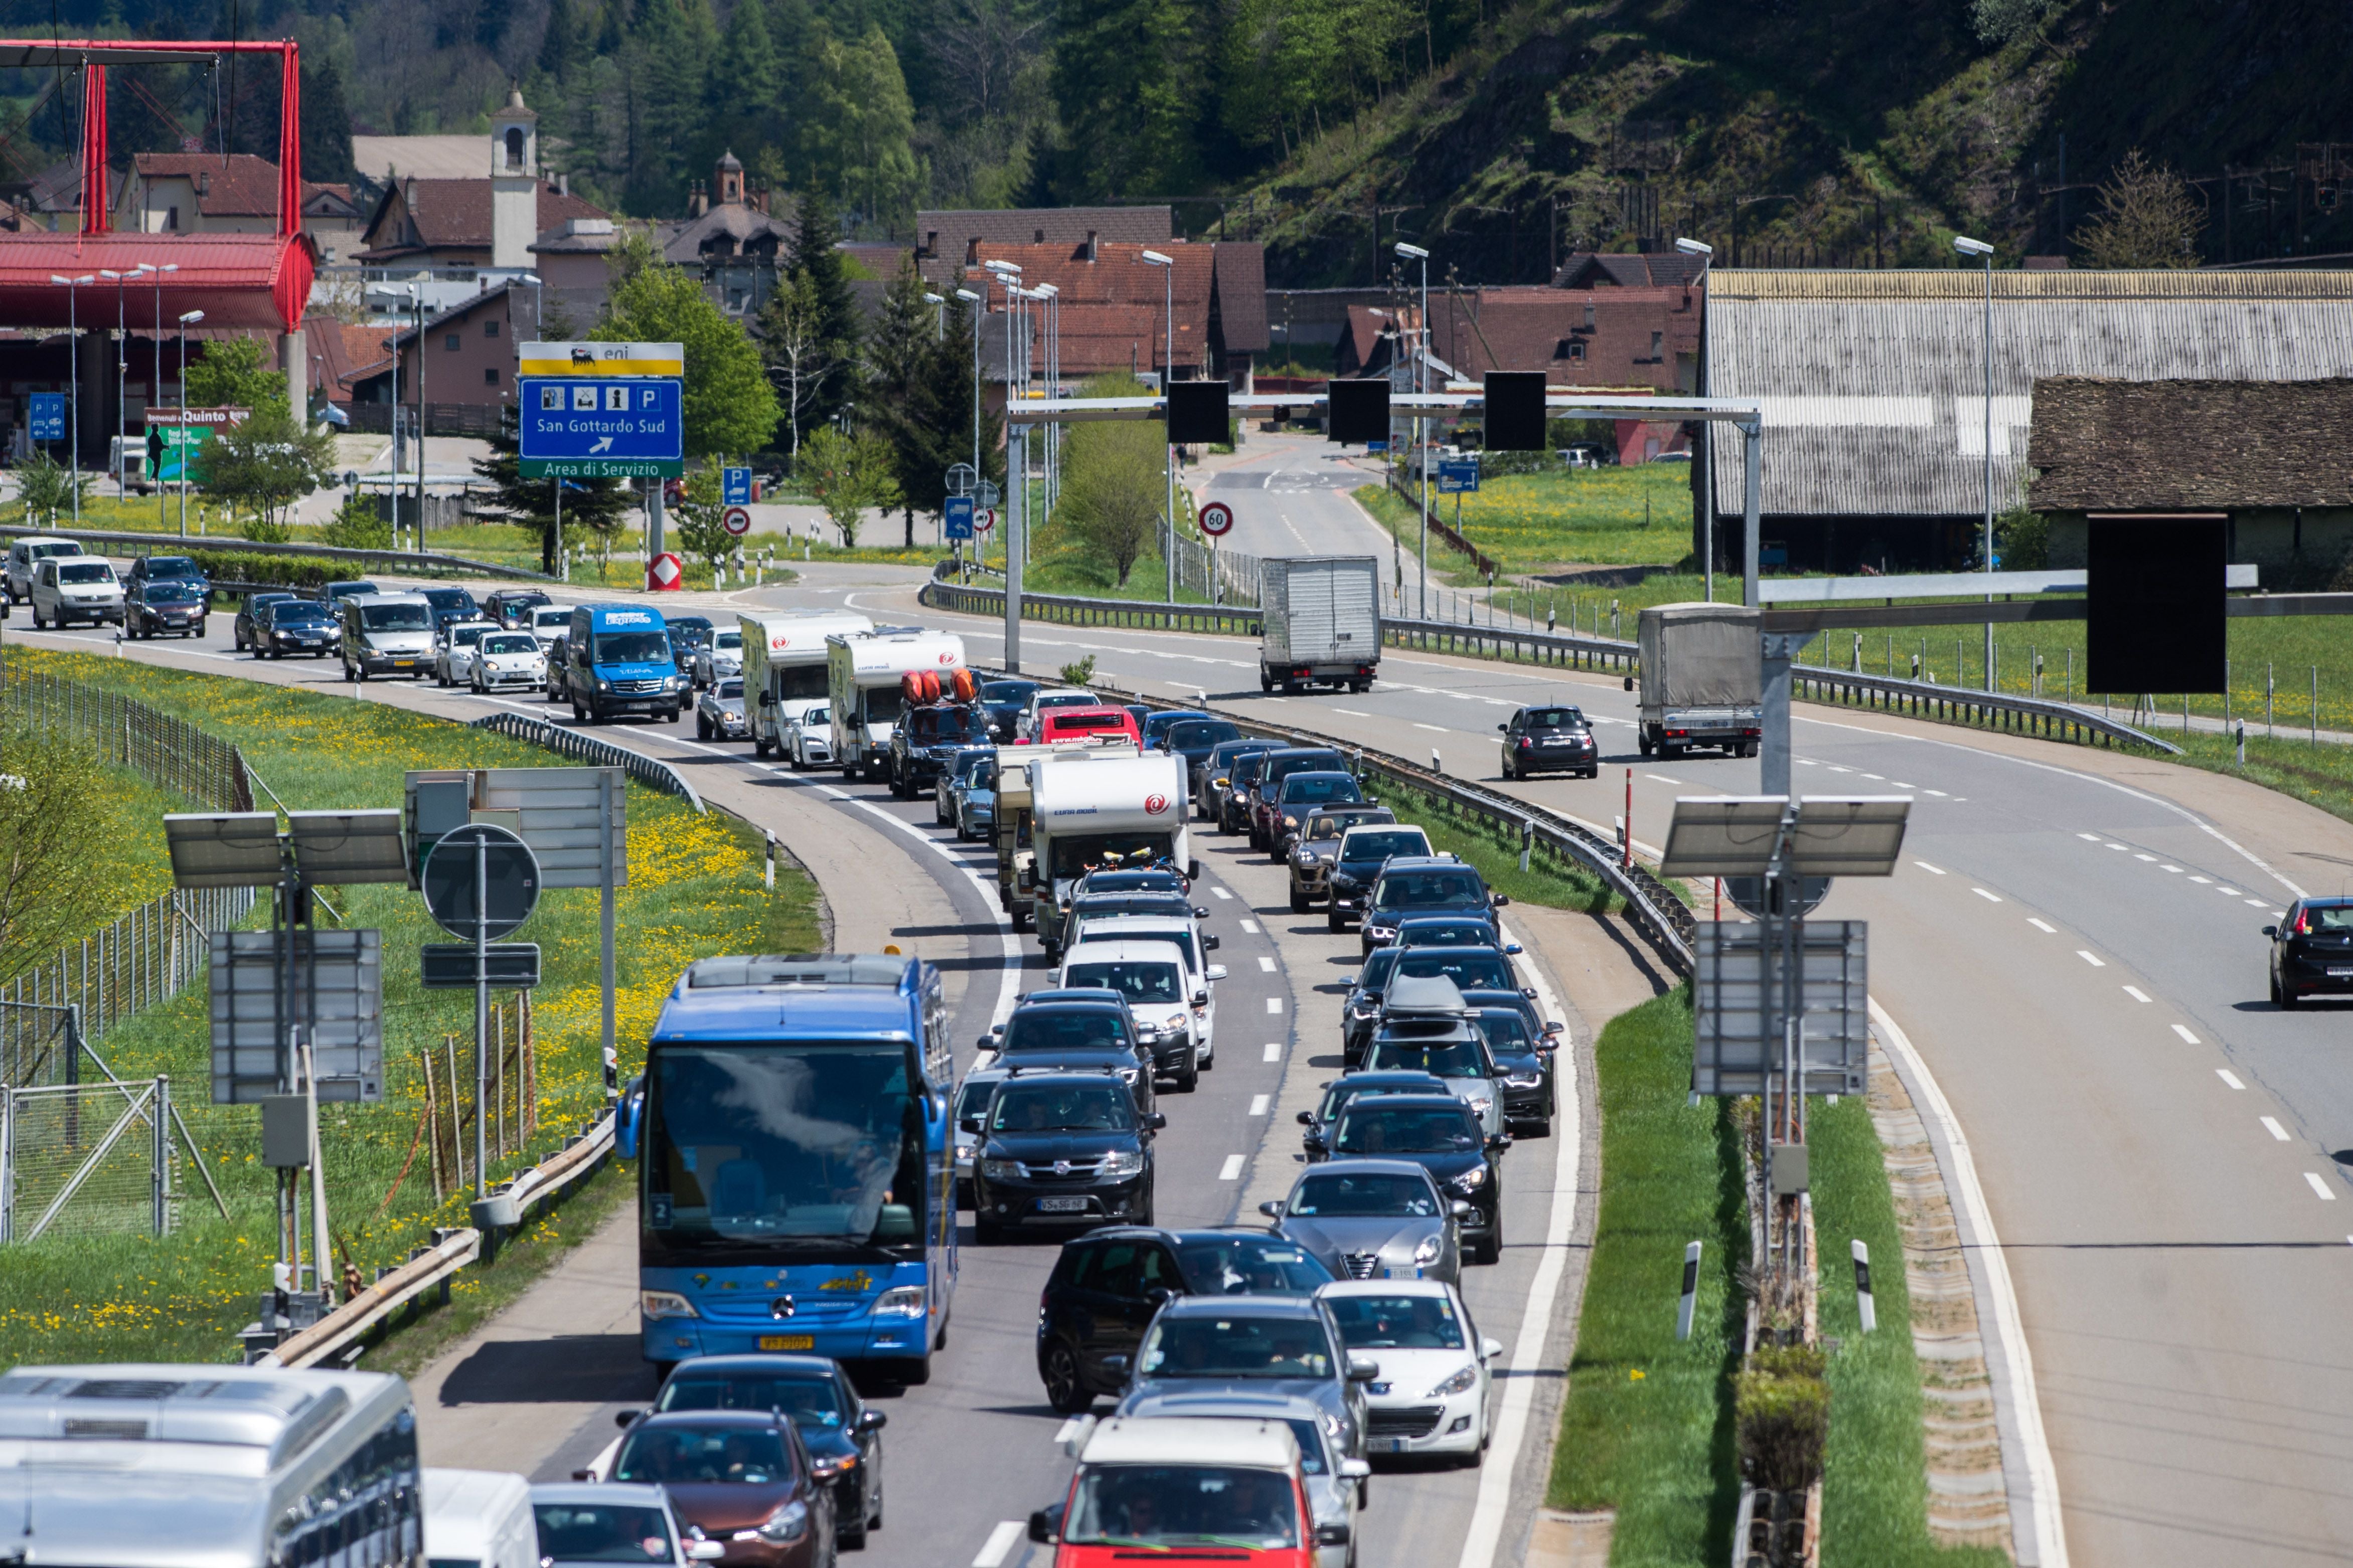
[954,285,983,533]
[1140,249,1176,603]
[1955,235,1996,691]
[1032,282,1059,525]
[50,273,94,524]
[1675,238,1715,600]
[177,310,203,538]
[983,260,1024,669]
[151,263,177,530]
[1394,242,1430,619]
[923,291,946,339]
[392,285,417,548]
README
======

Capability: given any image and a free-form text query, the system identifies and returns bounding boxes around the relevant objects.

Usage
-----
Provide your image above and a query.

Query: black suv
[1034,1227,1338,1413]
[979,678,1040,741]
[965,1069,1165,1245]
[482,587,550,627]
[1217,747,1278,833]
[1247,749,1349,849]
[249,596,337,659]
[231,591,297,650]
[983,997,1158,1115]
[1296,1071,1451,1160]
[1361,855,1508,955]
[1325,823,1434,933]
[666,614,715,678]
[1160,717,1243,782]
[2269,897,2353,1007]
[419,585,479,632]
[1265,771,1368,861]
[1323,1093,1506,1264]
[1498,703,1599,780]
[1463,988,1561,1129]
[125,554,207,592]
[887,702,988,798]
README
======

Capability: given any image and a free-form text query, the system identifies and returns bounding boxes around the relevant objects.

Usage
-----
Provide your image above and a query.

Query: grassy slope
[1356,466,1696,574]
[0,646,815,1367]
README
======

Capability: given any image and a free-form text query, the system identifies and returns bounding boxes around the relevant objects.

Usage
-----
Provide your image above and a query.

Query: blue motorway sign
[721,466,752,505]
[1437,457,1481,494]
[28,393,64,442]
[518,377,684,478]
[944,495,975,540]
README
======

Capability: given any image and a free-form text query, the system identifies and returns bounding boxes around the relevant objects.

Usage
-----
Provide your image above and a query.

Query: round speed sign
[1198,501,1235,538]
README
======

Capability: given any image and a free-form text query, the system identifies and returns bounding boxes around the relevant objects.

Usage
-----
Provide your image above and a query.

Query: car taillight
[2295,910,2311,936]
[1517,738,1532,749]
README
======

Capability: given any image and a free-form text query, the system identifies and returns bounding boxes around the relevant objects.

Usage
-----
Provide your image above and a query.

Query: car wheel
[1290,884,1308,914]
[1042,1338,1090,1415]
[975,1215,1003,1246]
[437,667,449,686]
[838,1496,869,1552]
[1328,907,1346,933]
[696,715,712,739]
[1176,1049,1200,1093]
[2282,986,2301,1011]
[2270,971,2283,1006]
[572,699,587,725]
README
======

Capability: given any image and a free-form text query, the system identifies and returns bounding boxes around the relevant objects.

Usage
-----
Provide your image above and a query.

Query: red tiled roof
[131,153,280,218]
[917,207,1173,256]
[360,181,608,259]
[1429,285,1700,390]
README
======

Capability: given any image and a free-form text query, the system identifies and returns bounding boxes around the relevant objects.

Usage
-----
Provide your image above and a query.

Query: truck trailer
[741,608,874,757]
[1260,555,1381,693]
[1632,602,1763,759]
[826,628,967,779]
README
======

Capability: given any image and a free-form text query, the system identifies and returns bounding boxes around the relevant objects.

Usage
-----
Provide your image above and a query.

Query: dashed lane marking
[2027,918,2057,933]
[2123,986,2151,1002]
[1249,1095,1269,1116]
[1218,1154,1245,1181]
[2308,1173,2339,1201]
[1263,1042,1282,1062]
[2219,1070,2246,1090]
[2263,1117,2291,1142]
[2172,1024,2201,1044]
[1914,860,1947,876]
[2078,950,2107,967]
[1258,956,1277,972]
[973,1521,1025,1568]
[1973,888,2003,902]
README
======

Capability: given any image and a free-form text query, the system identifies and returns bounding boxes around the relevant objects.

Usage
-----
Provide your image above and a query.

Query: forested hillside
[1,0,2346,282]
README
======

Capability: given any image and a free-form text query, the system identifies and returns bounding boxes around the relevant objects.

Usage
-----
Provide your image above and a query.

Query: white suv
[30,556,124,628]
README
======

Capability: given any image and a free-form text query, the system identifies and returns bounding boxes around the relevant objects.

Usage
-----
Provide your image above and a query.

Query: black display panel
[2086,515,2225,694]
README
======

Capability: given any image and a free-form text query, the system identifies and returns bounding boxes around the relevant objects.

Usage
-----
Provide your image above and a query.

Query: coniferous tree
[867,260,945,547]
[474,409,635,575]
[786,188,863,434]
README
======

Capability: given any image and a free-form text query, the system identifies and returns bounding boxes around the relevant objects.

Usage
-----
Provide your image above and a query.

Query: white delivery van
[1027,748,1193,953]
[825,628,967,779]
[425,1468,539,1568]
[741,607,874,757]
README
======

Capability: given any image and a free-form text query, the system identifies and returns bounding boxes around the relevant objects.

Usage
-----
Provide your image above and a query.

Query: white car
[434,620,501,686]
[693,627,743,689]
[1318,1278,1502,1463]
[785,703,835,769]
[6,535,81,602]
[470,629,548,692]
[1056,938,1205,1089]
[29,555,124,628]
[528,603,577,652]
[1066,913,1225,1068]
[1019,687,1102,741]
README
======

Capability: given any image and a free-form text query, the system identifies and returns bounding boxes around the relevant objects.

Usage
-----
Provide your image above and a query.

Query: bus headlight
[640,1290,699,1319]
[872,1286,927,1318]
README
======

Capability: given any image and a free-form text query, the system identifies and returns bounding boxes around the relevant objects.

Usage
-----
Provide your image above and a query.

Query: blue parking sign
[944,495,975,540]
[517,376,684,477]
[28,393,63,442]
[722,466,752,506]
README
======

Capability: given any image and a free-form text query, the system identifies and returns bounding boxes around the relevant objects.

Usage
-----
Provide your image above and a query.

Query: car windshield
[908,708,983,741]
[1333,1103,1481,1154]
[1316,1080,1438,1124]
[535,608,573,629]
[717,679,743,699]
[989,1082,1135,1132]
[658,1373,846,1429]
[1325,1292,1467,1350]
[270,602,331,624]
[958,754,995,786]
[981,680,1038,704]
[141,581,201,602]
[1229,753,1272,785]
[1172,1235,1335,1296]
[361,602,431,630]
[450,624,492,646]
[954,1076,1003,1121]
[594,631,673,663]
[801,707,830,728]
[1063,959,1183,1004]
[611,1424,792,1485]
[1343,831,1429,863]
[669,619,713,647]
[1166,720,1240,751]
[1279,775,1360,806]
[715,631,741,651]
[483,633,539,655]
[531,1503,675,1563]
[1373,870,1487,911]
[1140,1314,1335,1379]
[500,594,549,613]
[1037,692,1096,711]
[27,542,80,560]
[1474,1010,1535,1054]
[1353,949,1402,991]
[1399,922,1493,948]
[1365,1036,1492,1079]
[1397,950,1513,990]
[329,582,379,597]
[58,562,114,583]
[1047,833,1174,881]
[1000,1009,1130,1053]
[1066,1463,1300,1550]
[1288,1170,1439,1217]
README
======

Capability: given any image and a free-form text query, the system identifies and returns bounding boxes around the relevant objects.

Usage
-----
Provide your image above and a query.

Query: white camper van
[425,1468,539,1568]
[825,628,968,779]
[740,607,875,757]
[1024,747,1194,949]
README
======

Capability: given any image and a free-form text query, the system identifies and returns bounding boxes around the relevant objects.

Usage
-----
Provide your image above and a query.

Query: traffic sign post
[1437,457,1480,493]
[721,466,752,506]
[28,393,62,443]
[648,552,683,592]
[1198,501,1234,537]
[946,462,977,497]
[945,495,975,540]
[423,824,541,1200]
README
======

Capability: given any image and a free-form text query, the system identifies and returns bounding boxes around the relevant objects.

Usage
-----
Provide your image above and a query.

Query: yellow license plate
[758,1335,815,1351]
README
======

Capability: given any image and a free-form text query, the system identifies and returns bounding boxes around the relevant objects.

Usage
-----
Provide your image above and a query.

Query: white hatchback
[1318,1278,1502,1462]
[435,620,501,686]
[472,629,549,692]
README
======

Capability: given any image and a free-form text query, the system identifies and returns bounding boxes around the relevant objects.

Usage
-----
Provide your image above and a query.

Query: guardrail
[1,522,556,583]
[469,711,706,810]
[1787,664,2179,754]
[920,579,1264,637]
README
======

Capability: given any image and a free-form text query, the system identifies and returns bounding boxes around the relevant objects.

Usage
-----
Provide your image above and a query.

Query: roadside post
[1853,1239,1876,1333]
[1676,1240,1702,1340]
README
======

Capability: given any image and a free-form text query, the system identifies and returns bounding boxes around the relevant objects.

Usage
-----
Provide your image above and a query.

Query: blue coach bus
[618,953,955,1382]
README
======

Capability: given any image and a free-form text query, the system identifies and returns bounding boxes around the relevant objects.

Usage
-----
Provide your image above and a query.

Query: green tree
[11,449,89,522]
[186,336,291,418]
[540,0,591,79]
[301,54,356,184]
[671,463,740,577]
[1050,0,1203,199]
[473,409,636,574]
[2072,149,2206,268]
[320,493,392,549]
[1052,373,1164,584]
[865,260,954,547]
[799,423,902,547]
[595,238,782,457]
[757,270,829,463]
[200,408,337,538]
[783,188,863,435]
[808,26,922,231]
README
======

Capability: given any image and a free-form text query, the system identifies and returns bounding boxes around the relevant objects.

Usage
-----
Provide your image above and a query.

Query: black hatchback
[966,1069,1165,1244]
[1499,704,1599,780]
[1034,1227,1337,1413]
[2269,898,2353,1007]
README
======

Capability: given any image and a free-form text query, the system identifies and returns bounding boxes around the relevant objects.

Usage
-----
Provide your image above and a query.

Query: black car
[1218,747,1279,833]
[978,677,1040,741]
[1499,704,1599,780]
[1161,717,1242,776]
[1325,824,1435,933]
[250,596,337,658]
[126,554,207,592]
[1326,1094,1505,1263]
[1067,892,1208,929]
[1361,855,1508,954]
[1386,945,1525,1001]
[1034,1227,1337,1414]
[666,614,715,677]
[231,591,297,650]
[1266,771,1369,861]
[482,587,551,627]
[1462,988,1561,1129]
[1393,912,1511,952]
[985,999,1158,1115]
[1248,749,1349,849]
[1297,1071,1452,1160]
[886,702,988,798]
[1287,806,1396,912]
[1341,948,1406,1064]
[1200,739,1277,824]
[419,585,479,631]
[125,577,207,639]
[966,1069,1165,1245]
[1138,708,1212,749]
[646,1352,889,1549]
[2269,898,2353,1007]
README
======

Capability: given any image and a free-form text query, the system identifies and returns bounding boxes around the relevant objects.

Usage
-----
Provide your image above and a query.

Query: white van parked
[426,1467,539,1568]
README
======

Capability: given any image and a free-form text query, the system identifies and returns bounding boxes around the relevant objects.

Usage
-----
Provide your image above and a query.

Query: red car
[606,1410,840,1566]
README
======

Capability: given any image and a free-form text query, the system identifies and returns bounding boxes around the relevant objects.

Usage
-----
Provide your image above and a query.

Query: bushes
[1736,1343,1831,1492]
[186,549,335,589]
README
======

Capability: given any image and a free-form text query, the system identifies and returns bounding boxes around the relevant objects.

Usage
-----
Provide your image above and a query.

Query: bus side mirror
[615,1077,645,1160]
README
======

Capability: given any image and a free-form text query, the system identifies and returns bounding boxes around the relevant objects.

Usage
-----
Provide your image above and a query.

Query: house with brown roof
[357,175,605,272]
[653,153,801,320]
[916,207,1172,266]
[1552,251,1708,289]
[2026,376,2353,576]
[344,280,533,436]
[114,152,367,261]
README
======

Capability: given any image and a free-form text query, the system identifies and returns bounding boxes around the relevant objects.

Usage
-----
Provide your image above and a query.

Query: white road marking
[2262,1117,2291,1142]
[2308,1173,2339,1201]
[2134,853,2156,862]
[1645,774,1684,785]
[1258,955,1277,972]
[1265,996,1283,1013]
[1891,780,1916,788]
[2172,1024,2201,1044]
[1051,1418,1084,1445]
[1862,773,1885,780]
[2245,898,2268,906]
[2027,918,2057,933]
[1914,860,1947,876]
[1263,1042,1282,1062]
[1239,919,1260,934]
[1249,1095,1270,1116]
[2189,875,2212,884]
[1826,765,1853,773]
[2219,1069,2246,1090]
[2216,886,2241,898]
[973,1520,1025,1568]
[2122,985,2150,1002]
[2077,832,2101,841]
[1922,788,1948,797]
[1218,1154,1246,1181]
[1333,708,1370,717]
[1413,722,1447,732]
[2078,950,2106,967]
[2161,864,2183,873]
[2105,842,2129,851]
[1210,886,1233,900]
[1972,888,2002,902]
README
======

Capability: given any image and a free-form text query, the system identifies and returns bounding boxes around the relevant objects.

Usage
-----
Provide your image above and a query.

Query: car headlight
[872,1285,927,1318]
[1283,815,1298,830]
[1413,1233,1445,1265]
[1468,1096,1494,1116]
[640,1289,698,1319]
[981,1158,1022,1180]
[1504,1073,1543,1088]
[1428,1364,1481,1399]
[755,1500,810,1543]
[1452,1166,1487,1191]
[1101,1149,1145,1178]
[1350,1002,1377,1019]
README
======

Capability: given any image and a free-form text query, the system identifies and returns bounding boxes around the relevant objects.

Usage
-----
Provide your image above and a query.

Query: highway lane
[15,580,1591,1568]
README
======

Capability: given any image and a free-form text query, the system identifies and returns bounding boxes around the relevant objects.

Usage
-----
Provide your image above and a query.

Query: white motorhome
[741,607,875,757]
[425,1467,538,1568]
[1025,748,1193,950]
[0,1363,423,1568]
[825,628,967,779]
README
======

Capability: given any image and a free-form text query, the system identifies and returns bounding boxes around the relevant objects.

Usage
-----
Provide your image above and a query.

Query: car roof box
[1382,974,1468,1015]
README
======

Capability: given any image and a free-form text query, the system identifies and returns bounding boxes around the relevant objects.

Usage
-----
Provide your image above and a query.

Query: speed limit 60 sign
[1199,501,1234,537]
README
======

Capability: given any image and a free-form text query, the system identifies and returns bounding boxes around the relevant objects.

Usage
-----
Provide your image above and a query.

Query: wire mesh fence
[1,662,256,812]
[0,1069,216,1243]
[1,884,257,1060]
[1171,538,1264,606]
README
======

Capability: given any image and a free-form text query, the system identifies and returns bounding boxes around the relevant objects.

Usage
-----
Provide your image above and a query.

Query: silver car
[1261,1158,1466,1286]
[527,1483,721,1568]
[695,676,749,741]
[434,619,500,686]
[1118,1295,1375,1462]
[692,627,743,689]
[951,1063,1011,1207]
[1110,1389,1369,1568]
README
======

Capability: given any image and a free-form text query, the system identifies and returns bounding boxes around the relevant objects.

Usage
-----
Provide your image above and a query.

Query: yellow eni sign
[519,340,686,378]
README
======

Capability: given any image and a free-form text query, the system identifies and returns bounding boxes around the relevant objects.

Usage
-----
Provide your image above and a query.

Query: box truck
[1631,602,1763,759]
[1260,556,1381,693]
[741,608,873,757]
[826,628,967,779]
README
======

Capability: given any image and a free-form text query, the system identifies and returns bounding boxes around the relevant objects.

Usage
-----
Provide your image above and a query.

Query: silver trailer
[1633,602,1763,759]
[1260,556,1381,694]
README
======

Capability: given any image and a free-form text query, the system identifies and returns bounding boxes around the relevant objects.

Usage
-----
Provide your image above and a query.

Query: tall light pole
[1140,249,1176,603]
[983,260,1025,669]
[1395,242,1430,618]
[1033,282,1059,524]
[392,284,417,547]
[151,264,176,529]
[100,268,134,491]
[413,288,430,534]
[954,286,983,509]
[1675,237,1715,601]
[51,274,93,524]
[1955,235,1995,691]
[177,310,203,538]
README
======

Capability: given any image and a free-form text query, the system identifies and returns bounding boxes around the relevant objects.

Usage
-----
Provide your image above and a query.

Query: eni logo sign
[819,1270,874,1293]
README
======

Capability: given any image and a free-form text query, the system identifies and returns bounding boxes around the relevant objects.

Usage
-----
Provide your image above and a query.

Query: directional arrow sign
[518,377,685,478]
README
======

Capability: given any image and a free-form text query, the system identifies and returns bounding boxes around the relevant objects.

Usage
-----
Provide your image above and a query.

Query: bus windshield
[645,1042,926,1260]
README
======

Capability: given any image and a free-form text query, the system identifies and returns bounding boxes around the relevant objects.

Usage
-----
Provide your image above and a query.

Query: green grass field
[0,645,817,1367]
[1356,465,1697,577]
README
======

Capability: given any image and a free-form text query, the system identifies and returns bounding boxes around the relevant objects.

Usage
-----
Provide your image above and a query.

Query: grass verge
[1353,466,1695,574]
[1357,774,1620,915]
[0,645,817,1367]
